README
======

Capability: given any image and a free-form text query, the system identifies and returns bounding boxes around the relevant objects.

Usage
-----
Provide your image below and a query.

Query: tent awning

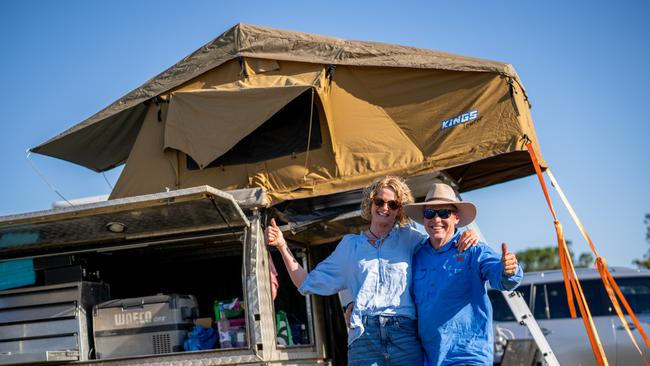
[31,103,148,172]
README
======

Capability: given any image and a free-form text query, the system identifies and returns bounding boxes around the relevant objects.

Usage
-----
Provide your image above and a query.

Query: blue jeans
[348,315,424,366]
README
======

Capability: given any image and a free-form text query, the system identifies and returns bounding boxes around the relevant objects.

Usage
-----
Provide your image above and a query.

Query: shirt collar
[360,225,398,242]
[427,232,462,254]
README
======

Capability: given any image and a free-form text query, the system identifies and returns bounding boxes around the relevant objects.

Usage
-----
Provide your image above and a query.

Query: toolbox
[93,294,198,359]
[34,255,100,285]
[0,281,110,365]
[43,265,100,285]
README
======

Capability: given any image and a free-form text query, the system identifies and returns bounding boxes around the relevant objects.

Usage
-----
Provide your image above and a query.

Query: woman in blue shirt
[265,176,477,366]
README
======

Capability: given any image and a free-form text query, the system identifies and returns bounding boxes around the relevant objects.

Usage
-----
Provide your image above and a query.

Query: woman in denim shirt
[265,176,477,366]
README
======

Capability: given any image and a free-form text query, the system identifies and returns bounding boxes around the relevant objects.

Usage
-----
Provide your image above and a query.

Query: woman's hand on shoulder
[458,229,479,252]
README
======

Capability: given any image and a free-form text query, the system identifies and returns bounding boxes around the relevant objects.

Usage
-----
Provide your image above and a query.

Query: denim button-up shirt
[298,226,425,345]
[413,232,523,366]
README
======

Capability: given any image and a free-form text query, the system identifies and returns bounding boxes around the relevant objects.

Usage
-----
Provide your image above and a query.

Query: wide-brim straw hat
[404,183,477,227]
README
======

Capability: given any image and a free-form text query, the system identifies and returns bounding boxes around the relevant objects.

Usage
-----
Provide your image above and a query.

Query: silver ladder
[464,215,559,366]
[501,290,560,366]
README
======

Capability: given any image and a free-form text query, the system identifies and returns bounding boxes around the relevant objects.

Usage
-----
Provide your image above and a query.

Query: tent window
[187,90,322,169]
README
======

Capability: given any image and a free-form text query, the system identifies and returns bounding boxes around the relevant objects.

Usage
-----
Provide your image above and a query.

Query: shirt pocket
[441,258,470,297]
[413,267,427,280]
[412,267,429,304]
[377,262,408,307]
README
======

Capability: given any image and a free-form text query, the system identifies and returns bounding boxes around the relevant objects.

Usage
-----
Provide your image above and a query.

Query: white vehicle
[490,267,650,365]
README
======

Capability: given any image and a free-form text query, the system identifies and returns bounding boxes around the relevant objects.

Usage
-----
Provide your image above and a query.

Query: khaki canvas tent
[31,23,545,205]
[1,23,552,366]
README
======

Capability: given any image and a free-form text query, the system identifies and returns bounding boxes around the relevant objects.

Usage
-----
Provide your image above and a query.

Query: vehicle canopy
[31,23,545,206]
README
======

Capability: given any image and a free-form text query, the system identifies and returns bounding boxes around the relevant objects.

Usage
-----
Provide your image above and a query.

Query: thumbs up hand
[265,218,287,249]
[501,242,518,276]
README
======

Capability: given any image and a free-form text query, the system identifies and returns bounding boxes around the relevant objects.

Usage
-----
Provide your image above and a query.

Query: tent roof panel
[31,23,524,172]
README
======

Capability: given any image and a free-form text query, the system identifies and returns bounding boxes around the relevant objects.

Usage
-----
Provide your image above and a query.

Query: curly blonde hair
[360,176,414,227]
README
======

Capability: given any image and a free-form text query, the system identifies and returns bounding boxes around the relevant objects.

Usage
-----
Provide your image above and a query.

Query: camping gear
[0,259,35,291]
[275,311,293,346]
[33,255,76,270]
[183,325,217,351]
[32,254,100,285]
[93,294,198,359]
[215,300,246,349]
[214,299,244,348]
[290,323,307,345]
[227,317,247,348]
[194,317,213,328]
[0,281,110,365]
[216,303,232,348]
[30,23,544,206]
[214,297,244,320]
[44,265,99,285]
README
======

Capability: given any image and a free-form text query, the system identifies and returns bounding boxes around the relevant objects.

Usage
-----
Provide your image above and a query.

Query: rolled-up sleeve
[477,244,523,291]
[298,238,351,296]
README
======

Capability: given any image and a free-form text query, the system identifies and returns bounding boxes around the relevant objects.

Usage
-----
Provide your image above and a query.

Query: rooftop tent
[31,23,545,203]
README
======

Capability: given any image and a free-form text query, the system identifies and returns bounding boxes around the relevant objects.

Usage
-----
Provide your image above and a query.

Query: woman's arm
[265,218,307,288]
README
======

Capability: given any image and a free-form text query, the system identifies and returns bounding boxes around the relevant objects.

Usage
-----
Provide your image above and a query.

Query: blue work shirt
[298,225,425,345]
[413,232,523,366]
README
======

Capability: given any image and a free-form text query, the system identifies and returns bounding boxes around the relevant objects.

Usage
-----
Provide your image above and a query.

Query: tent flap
[164,85,312,168]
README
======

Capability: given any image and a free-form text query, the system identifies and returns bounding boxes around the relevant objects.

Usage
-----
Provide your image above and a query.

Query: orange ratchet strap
[545,168,650,366]
[526,143,609,366]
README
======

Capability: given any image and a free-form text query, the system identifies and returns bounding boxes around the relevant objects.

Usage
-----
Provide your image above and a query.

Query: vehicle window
[532,283,552,320]
[614,276,650,314]
[519,284,532,307]
[533,280,610,319]
[488,285,531,322]
[489,290,516,322]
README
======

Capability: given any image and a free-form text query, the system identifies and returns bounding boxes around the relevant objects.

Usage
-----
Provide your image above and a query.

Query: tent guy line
[25,151,73,207]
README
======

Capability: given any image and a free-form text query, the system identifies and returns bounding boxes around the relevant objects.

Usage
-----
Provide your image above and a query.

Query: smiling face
[423,204,460,248]
[371,187,400,226]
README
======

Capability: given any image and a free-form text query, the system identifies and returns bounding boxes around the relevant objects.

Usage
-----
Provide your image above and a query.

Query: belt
[361,315,414,326]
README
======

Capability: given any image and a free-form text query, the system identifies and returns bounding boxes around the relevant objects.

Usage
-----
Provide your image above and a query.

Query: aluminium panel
[0,186,250,260]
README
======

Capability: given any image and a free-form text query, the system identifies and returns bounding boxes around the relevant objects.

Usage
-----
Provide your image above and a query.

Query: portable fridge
[93,294,198,359]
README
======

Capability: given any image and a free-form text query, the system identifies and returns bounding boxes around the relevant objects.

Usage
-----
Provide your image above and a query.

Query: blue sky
[0,0,648,266]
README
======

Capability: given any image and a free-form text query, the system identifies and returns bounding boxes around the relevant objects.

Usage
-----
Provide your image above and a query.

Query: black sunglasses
[423,208,456,220]
[372,197,401,210]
